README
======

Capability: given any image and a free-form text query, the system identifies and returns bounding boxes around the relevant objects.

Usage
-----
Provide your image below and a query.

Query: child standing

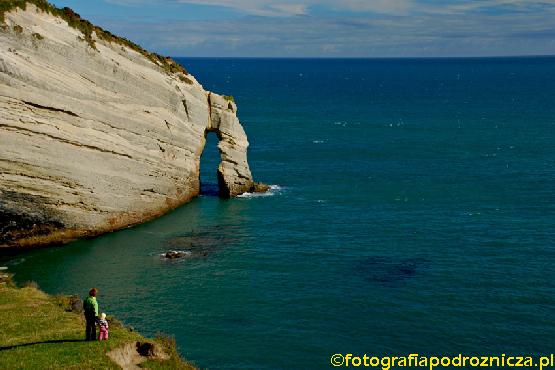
[98,313,109,340]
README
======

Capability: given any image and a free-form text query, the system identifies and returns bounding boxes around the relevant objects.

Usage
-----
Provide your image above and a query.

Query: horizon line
[170,54,555,59]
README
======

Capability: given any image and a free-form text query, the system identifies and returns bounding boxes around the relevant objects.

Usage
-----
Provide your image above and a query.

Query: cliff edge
[0,2,259,248]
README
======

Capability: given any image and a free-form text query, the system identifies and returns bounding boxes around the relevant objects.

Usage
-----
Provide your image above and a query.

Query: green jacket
[83,296,98,316]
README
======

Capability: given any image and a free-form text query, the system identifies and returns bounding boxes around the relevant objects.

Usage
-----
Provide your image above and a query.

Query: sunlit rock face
[0,4,255,247]
[207,93,254,198]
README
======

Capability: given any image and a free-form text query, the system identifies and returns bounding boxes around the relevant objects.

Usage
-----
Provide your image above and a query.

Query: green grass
[1,0,188,76]
[0,278,196,369]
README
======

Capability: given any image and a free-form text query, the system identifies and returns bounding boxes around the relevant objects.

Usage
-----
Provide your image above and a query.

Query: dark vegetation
[178,74,193,84]
[223,95,234,102]
[0,0,188,76]
[53,293,84,314]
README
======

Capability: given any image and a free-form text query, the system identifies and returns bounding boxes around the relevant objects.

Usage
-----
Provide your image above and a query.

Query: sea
[3,57,555,369]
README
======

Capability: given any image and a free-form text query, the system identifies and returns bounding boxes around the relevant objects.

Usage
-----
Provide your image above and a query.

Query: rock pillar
[207,93,254,198]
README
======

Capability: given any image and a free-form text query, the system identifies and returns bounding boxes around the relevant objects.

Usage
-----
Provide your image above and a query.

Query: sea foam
[237,185,282,198]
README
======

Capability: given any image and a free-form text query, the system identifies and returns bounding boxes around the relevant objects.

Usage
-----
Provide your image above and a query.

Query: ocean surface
[4,57,555,369]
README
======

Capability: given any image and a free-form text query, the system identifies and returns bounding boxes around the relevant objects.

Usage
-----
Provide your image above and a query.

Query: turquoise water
[4,57,555,369]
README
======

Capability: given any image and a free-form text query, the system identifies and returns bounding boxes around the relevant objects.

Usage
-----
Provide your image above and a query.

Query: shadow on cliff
[0,191,65,249]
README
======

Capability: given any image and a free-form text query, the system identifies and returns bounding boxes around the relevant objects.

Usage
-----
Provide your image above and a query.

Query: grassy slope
[0,282,195,369]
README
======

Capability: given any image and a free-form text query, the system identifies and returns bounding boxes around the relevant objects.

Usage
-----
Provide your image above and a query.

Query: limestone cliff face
[0,5,255,247]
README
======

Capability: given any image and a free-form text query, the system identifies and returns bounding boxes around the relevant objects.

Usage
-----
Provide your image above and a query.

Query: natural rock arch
[206,93,254,198]
[0,4,266,248]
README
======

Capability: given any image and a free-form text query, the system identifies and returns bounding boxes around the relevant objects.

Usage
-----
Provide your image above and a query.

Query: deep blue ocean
[4,57,555,369]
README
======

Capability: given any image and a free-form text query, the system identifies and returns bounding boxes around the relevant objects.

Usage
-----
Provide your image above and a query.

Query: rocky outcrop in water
[207,93,254,198]
[0,3,262,248]
[165,251,184,259]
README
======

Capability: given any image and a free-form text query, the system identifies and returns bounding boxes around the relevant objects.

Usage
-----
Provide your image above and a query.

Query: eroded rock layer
[0,5,255,247]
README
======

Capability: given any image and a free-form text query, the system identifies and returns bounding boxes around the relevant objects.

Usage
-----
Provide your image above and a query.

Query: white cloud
[148,0,311,16]
[103,0,555,17]
[269,4,309,15]
[422,0,555,14]
[335,0,415,14]
[103,0,421,16]
[92,0,555,57]
[97,10,555,57]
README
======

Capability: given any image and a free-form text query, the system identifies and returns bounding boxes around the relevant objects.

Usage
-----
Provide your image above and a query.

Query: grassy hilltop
[0,274,196,369]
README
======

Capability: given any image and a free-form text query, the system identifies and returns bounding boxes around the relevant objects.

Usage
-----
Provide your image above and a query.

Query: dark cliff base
[0,189,199,252]
[0,190,66,247]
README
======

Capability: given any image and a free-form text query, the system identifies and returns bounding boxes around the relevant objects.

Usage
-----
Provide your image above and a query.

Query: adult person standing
[83,288,99,340]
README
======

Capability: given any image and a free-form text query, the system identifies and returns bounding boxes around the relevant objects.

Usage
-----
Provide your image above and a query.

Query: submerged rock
[165,251,184,259]
[353,257,431,284]
[164,225,236,259]
[251,182,271,193]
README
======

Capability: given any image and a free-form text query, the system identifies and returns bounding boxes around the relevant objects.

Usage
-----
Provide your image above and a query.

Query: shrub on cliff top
[0,0,188,75]
[0,272,16,287]
[0,1,26,23]
[20,281,39,289]
[54,293,83,314]
[179,74,194,84]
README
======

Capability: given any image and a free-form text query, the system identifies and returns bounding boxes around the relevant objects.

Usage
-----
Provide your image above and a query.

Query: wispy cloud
[85,0,555,56]
[95,10,555,57]
[104,0,555,16]
[269,4,309,15]
[333,0,415,14]
[432,0,555,14]
[109,0,416,16]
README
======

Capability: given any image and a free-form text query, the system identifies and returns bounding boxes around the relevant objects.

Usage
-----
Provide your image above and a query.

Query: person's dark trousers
[85,310,97,340]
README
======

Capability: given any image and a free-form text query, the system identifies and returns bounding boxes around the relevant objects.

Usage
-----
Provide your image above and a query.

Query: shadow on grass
[0,339,84,351]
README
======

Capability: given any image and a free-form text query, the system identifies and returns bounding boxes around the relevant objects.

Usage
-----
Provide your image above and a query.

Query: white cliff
[0,3,259,247]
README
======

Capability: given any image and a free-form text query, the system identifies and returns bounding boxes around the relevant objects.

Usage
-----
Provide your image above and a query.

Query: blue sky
[56,0,555,57]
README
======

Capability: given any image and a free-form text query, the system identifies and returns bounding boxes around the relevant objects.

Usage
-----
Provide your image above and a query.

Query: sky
[53,0,555,57]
